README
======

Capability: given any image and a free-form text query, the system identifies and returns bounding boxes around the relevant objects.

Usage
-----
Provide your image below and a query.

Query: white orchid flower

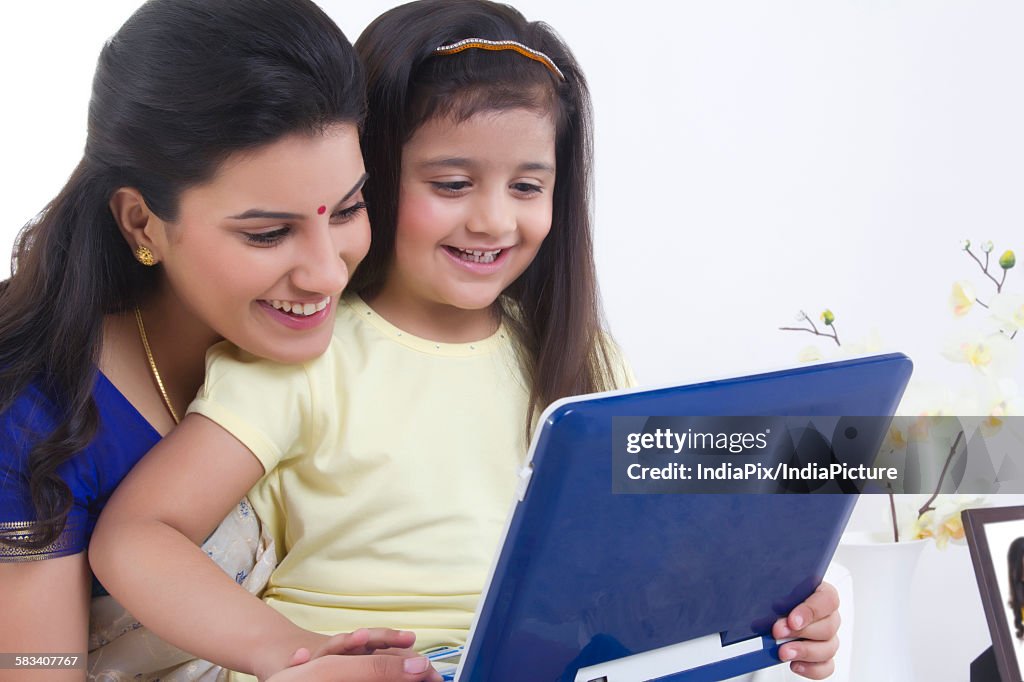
[989,292,1024,332]
[949,280,976,317]
[942,330,1015,375]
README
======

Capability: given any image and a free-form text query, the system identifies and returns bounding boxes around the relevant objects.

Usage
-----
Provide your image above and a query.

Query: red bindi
[317,205,327,215]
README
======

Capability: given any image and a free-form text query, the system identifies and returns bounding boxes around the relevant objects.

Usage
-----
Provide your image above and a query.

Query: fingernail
[781,647,797,661]
[404,657,430,674]
[793,664,805,674]
[400,630,415,637]
[792,614,804,629]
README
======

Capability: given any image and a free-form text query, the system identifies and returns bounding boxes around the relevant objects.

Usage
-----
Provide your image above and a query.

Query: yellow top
[188,294,634,681]
[188,294,531,651]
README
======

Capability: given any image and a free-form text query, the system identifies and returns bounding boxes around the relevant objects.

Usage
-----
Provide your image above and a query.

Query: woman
[0,1,437,680]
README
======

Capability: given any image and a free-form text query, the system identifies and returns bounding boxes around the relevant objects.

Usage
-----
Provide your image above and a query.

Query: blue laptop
[435,353,912,682]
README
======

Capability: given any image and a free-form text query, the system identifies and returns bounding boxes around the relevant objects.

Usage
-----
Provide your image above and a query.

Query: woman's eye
[512,182,543,195]
[244,226,291,247]
[331,201,367,223]
[431,181,471,194]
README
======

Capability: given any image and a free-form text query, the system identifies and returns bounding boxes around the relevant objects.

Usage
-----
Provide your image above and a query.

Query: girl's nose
[466,193,516,238]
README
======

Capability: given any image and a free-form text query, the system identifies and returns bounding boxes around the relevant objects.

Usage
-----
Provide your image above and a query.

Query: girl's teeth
[453,247,502,264]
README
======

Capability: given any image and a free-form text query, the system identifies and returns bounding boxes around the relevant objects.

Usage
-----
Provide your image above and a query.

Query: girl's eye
[512,182,543,195]
[331,201,367,223]
[431,181,471,194]
[244,226,291,247]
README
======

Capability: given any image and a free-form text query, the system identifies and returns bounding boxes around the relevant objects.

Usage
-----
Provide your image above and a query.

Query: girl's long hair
[1009,537,1024,639]
[0,0,364,550]
[354,0,619,430]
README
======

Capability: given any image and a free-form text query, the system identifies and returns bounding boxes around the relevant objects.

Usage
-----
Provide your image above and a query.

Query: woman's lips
[258,296,333,330]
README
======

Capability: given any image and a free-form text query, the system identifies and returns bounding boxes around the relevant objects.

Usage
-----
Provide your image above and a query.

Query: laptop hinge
[574,634,778,682]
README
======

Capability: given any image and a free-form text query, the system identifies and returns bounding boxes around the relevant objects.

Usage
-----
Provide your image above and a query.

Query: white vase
[833,531,928,682]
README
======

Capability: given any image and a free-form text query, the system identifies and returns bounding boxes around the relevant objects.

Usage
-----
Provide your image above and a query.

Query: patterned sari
[87,499,277,681]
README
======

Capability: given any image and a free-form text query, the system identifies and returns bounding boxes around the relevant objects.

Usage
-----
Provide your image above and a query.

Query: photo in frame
[965,505,1024,682]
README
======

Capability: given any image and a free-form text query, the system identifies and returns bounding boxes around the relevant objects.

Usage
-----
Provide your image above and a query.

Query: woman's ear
[109,187,168,264]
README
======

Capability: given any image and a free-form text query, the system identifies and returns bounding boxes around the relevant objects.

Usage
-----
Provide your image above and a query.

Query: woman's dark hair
[0,0,364,550]
[1009,537,1024,639]
[354,0,619,431]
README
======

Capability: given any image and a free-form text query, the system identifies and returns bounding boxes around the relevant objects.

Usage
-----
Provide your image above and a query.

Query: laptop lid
[455,353,913,682]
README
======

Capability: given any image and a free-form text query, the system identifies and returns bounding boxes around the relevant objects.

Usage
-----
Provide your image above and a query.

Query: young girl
[0,0,432,680]
[92,1,839,679]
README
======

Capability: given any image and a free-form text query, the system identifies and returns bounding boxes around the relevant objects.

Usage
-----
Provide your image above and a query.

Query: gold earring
[135,245,156,267]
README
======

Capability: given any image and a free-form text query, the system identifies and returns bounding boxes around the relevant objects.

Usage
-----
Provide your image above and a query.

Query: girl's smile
[367,107,556,342]
[441,244,514,271]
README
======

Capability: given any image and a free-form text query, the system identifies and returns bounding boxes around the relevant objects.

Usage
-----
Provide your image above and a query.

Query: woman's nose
[291,226,350,295]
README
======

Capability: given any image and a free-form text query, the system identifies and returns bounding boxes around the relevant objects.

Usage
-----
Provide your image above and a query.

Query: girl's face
[389,107,556,320]
[153,124,370,364]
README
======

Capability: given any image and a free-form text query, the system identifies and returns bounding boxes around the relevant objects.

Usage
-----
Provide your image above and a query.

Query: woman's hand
[268,652,442,682]
[772,581,841,679]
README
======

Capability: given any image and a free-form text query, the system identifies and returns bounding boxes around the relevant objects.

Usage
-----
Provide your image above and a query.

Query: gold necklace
[134,305,180,425]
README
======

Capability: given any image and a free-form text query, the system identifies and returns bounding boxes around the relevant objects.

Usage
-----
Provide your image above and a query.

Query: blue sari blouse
[0,371,160,567]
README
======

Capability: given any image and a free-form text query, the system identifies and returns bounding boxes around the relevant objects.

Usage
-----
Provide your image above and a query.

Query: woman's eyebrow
[228,208,304,220]
[339,172,370,203]
[226,172,369,220]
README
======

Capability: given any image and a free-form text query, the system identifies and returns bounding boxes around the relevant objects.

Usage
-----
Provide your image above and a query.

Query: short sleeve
[186,341,325,475]
[0,485,89,562]
[0,385,89,561]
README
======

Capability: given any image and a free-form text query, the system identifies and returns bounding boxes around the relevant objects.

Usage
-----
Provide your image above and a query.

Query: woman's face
[152,124,369,364]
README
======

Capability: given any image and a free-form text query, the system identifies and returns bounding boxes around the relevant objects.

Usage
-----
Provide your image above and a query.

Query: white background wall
[3,2,1023,679]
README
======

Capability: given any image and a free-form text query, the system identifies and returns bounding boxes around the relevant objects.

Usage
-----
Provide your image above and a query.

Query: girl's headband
[434,38,566,81]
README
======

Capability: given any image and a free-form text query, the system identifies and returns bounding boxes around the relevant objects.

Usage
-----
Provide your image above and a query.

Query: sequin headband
[434,38,566,81]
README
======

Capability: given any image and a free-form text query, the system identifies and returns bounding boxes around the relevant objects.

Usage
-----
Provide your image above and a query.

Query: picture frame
[964,505,1024,682]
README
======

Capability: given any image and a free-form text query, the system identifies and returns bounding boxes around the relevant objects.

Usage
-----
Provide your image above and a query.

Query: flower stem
[917,430,965,517]
[779,312,841,347]
[966,248,1004,291]
[889,491,899,543]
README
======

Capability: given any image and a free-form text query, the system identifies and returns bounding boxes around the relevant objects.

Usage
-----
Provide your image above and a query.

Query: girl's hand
[288,627,419,661]
[281,628,442,682]
[772,581,841,680]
